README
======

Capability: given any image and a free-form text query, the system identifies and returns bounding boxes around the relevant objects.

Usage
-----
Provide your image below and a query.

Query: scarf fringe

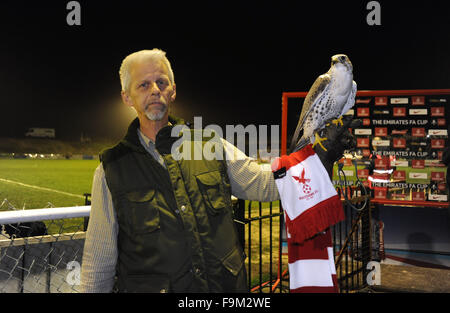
[285,194,345,244]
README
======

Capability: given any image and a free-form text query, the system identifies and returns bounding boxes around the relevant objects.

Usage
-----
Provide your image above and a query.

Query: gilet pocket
[195,171,227,215]
[222,246,245,277]
[123,189,160,235]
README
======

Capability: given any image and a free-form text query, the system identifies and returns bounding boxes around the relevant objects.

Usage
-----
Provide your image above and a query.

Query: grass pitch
[0,159,99,210]
[0,159,100,235]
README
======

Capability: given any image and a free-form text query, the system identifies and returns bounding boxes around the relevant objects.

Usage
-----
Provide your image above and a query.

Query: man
[80,49,280,293]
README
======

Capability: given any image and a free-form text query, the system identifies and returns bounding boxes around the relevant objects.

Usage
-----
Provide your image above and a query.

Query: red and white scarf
[272,144,345,292]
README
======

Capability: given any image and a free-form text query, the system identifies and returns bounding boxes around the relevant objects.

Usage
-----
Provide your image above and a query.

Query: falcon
[290,54,357,152]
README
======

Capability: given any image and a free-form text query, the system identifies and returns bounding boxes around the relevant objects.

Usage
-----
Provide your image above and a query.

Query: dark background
[1,1,449,141]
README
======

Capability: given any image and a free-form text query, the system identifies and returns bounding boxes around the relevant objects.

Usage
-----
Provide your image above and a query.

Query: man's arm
[79,164,118,293]
[222,138,280,202]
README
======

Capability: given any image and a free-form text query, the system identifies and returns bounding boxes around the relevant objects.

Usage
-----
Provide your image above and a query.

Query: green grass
[0,159,100,210]
[0,159,100,234]
[243,200,288,291]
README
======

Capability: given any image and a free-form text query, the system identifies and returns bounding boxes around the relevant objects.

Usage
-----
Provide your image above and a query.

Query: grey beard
[145,105,168,121]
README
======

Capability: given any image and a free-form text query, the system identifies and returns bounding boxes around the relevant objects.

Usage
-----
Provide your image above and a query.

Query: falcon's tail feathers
[289,124,303,153]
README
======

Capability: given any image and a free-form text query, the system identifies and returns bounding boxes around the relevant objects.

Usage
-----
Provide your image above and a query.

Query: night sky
[1,1,449,141]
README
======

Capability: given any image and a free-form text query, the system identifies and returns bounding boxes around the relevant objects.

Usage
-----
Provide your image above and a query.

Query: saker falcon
[290,54,357,152]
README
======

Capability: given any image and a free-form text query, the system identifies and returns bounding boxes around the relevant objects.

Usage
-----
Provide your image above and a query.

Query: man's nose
[150,82,161,95]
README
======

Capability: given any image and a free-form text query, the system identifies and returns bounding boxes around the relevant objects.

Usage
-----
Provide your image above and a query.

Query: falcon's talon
[332,116,344,126]
[311,133,328,151]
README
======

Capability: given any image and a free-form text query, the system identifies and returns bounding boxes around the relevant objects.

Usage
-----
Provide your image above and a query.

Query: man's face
[122,58,176,121]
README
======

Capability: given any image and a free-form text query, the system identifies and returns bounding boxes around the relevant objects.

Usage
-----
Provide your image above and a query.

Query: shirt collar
[137,122,173,147]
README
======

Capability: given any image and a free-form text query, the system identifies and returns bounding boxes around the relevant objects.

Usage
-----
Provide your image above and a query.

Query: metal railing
[232,199,287,293]
[0,200,88,293]
[332,193,374,293]
[234,192,375,293]
[0,190,375,293]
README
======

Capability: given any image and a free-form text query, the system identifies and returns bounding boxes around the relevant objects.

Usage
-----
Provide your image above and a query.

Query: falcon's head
[331,54,352,72]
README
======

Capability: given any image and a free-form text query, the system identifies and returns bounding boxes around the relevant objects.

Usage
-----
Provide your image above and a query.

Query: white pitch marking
[0,178,84,199]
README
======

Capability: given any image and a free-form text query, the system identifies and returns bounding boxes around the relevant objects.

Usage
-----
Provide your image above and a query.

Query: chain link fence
[0,199,88,293]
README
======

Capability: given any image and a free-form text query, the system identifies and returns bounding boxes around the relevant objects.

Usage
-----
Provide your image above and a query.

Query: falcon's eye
[339,56,346,62]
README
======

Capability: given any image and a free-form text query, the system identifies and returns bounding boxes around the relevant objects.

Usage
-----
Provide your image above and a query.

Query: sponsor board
[411,160,425,169]
[428,194,448,201]
[362,119,371,126]
[391,159,409,167]
[374,188,387,199]
[356,98,371,104]
[409,172,427,179]
[337,92,449,204]
[357,107,370,117]
[372,139,390,147]
[412,191,425,201]
[431,172,445,182]
[374,127,388,136]
[409,108,428,115]
[431,107,445,116]
[355,129,372,135]
[374,157,390,169]
[429,98,447,103]
[392,138,406,148]
[411,127,426,137]
[391,129,408,135]
[357,137,370,148]
[390,97,409,104]
[393,107,406,117]
[358,169,369,179]
[393,170,406,180]
[411,96,425,105]
[374,97,388,106]
[428,129,448,136]
[431,139,445,149]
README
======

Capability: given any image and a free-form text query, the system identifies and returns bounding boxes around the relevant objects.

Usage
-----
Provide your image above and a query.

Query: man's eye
[140,82,149,88]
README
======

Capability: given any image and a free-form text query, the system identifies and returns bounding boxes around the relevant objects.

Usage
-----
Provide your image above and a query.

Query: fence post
[232,198,246,251]
[83,193,91,231]
[360,203,372,289]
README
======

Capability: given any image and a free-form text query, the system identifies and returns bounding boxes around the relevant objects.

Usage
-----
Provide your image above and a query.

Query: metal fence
[332,194,376,293]
[0,200,88,293]
[234,192,377,293]
[0,191,377,293]
[233,199,288,293]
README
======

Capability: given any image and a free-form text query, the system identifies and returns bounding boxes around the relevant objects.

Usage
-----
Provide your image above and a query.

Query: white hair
[119,48,175,93]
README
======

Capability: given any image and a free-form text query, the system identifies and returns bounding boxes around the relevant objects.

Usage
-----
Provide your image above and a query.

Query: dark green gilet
[100,116,247,293]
